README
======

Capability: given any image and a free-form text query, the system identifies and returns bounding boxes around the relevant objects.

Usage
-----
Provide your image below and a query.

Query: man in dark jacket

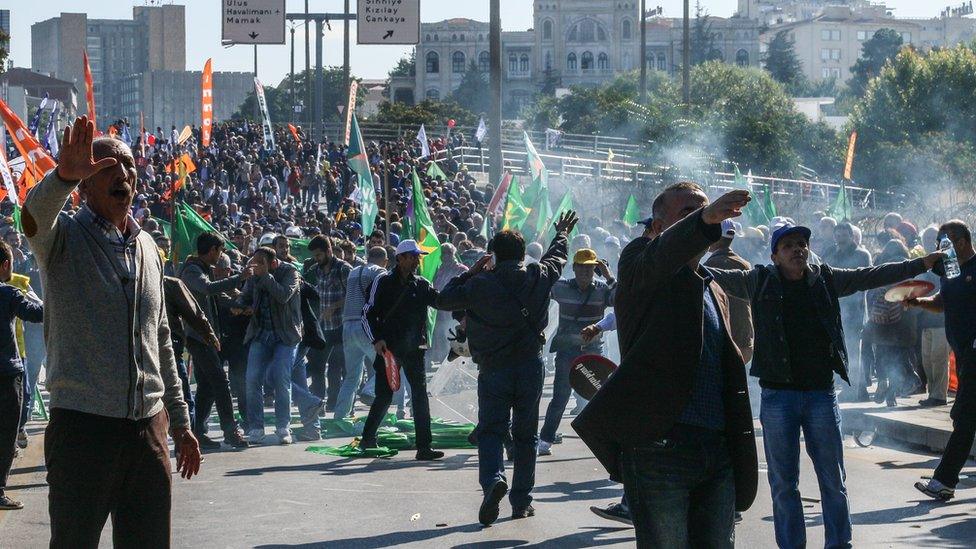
[572,184,755,548]
[711,223,942,549]
[437,211,577,527]
[704,220,754,364]
[179,232,250,449]
[360,239,442,461]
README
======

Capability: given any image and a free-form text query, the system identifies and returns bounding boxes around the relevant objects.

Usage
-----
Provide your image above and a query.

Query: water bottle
[940,236,961,279]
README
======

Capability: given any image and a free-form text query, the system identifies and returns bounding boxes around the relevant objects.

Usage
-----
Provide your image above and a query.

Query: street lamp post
[683,0,691,106]
[640,0,647,104]
[488,0,503,191]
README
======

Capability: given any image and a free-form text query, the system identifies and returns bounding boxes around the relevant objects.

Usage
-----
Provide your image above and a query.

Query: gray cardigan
[23,171,190,429]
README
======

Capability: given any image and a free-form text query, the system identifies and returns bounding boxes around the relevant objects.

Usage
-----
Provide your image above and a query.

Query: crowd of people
[0,113,973,549]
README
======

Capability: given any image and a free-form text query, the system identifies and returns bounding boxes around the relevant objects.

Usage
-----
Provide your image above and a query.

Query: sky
[3,1,958,86]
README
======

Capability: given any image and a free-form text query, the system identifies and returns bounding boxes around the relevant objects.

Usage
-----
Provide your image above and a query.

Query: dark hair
[0,241,10,266]
[490,230,526,263]
[196,232,223,255]
[253,246,277,265]
[308,234,332,253]
[940,219,972,244]
[651,181,704,220]
[834,222,854,235]
[368,230,384,241]
[367,246,388,263]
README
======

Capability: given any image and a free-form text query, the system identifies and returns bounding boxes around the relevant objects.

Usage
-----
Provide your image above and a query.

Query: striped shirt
[343,264,384,324]
[550,278,615,349]
[84,205,141,279]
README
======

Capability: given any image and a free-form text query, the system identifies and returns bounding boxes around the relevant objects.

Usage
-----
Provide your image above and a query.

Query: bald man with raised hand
[22,116,200,548]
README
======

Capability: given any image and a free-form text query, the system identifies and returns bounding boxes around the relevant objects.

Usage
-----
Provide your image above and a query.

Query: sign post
[357,0,421,45]
[222,0,287,45]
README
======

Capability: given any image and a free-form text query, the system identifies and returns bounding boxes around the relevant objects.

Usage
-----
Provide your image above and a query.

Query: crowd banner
[347,115,377,236]
[417,124,430,158]
[27,95,49,137]
[201,58,214,148]
[177,125,193,145]
[287,123,302,145]
[0,97,57,178]
[44,101,60,157]
[254,77,275,151]
[0,146,17,206]
[83,50,97,130]
[475,117,488,144]
[343,80,359,146]
[844,131,857,181]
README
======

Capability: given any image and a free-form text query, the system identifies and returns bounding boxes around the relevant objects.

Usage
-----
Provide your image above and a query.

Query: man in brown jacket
[573,183,757,548]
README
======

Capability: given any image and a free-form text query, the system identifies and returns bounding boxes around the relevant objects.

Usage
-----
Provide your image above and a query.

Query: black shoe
[919,398,948,407]
[197,434,221,450]
[479,479,508,526]
[224,431,250,449]
[467,430,478,446]
[416,449,445,461]
[589,502,632,525]
[360,394,375,406]
[512,504,535,520]
[360,438,378,449]
[0,494,23,510]
[552,432,564,444]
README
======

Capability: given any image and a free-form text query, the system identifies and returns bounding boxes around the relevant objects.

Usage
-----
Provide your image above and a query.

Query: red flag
[83,50,97,131]
[201,58,214,148]
[0,97,57,187]
[486,172,513,217]
[287,123,302,145]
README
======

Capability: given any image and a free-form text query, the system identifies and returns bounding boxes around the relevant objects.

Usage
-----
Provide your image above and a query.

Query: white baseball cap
[395,239,429,256]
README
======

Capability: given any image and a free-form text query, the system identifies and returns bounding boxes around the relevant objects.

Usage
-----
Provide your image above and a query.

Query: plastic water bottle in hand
[940,236,961,279]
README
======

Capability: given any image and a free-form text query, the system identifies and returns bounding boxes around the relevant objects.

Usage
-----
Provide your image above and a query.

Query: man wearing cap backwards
[709,222,944,549]
[538,248,615,457]
[360,239,444,462]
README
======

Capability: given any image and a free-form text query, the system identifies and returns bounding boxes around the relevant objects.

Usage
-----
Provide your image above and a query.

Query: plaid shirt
[311,259,351,331]
[84,205,141,278]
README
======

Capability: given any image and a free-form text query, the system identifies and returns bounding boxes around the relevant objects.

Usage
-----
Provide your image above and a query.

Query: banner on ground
[344,80,359,146]
[254,77,275,151]
[83,50,96,129]
[201,58,214,148]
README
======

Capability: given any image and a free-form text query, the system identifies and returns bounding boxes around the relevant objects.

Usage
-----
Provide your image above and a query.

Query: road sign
[222,0,286,45]
[357,0,421,45]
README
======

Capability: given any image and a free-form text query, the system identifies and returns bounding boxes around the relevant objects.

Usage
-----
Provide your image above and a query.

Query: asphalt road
[2,397,975,548]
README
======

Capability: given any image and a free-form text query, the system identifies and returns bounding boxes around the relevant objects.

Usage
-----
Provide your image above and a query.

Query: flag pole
[383,155,391,246]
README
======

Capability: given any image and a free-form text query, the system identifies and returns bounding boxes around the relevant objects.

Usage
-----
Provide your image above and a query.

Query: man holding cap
[540,248,615,457]
[710,223,944,549]
[360,239,444,461]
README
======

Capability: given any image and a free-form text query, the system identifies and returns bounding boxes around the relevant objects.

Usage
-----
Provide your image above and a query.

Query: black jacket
[362,267,438,356]
[0,284,42,376]
[436,233,568,367]
[300,280,326,350]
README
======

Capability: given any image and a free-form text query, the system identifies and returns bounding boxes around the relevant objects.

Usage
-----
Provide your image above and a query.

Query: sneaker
[512,504,535,519]
[590,502,633,526]
[247,429,266,444]
[919,398,948,407]
[552,432,564,444]
[16,429,28,449]
[276,428,293,445]
[223,431,250,449]
[915,478,954,501]
[294,425,322,442]
[0,494,24,510]
[537,440,552,456]
[416,448,445,461]
[196,434,221,450]
[479,479,508,526]
[300,401,325,427]
[569,403,586,415]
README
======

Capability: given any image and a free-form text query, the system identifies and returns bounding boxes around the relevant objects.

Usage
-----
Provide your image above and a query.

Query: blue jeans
[620,426,735,548]
[19,323,45,430]
[246,333,298,431]
[335,322,375,419]
[291,345,324,423]
[477,357,545,510]
[540,346,600,443]
[761,388,852,549]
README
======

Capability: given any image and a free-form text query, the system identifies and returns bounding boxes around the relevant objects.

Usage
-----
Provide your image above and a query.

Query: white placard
[357,0,421,45]
[222,0,286,45]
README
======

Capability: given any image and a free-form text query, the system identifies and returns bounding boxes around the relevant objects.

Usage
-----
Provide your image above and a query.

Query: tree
[690,3,724,66]
[0,31,8,75]
[450,61,489,115]
[388,53,416,79]
[371,99,477,127]
[847,28,904,98]
[232,67,365,123]
[764,30,807,95]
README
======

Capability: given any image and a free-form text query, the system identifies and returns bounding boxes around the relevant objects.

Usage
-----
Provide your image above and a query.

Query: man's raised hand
[702,190,751,225]
[55,116,118,183]
[554,210,579,234]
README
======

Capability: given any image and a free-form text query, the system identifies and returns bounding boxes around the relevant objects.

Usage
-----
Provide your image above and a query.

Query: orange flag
[83,50,97,131]
[0,97,57,185]
[287,123,302,145]
[201,58,214,148]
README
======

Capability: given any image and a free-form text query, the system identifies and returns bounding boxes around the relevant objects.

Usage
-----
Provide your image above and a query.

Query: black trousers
[934,354,976,487]
[307,328,345,410]
[186,338,238,437]
[362,351,432,450]
[0,372,23,494]
[46,408,172,549]
[221,341,249,430]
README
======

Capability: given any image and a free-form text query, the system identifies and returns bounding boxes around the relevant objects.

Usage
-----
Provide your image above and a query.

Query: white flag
[475,117,488,143]
[417,124,431,159]
[0,148,18,207]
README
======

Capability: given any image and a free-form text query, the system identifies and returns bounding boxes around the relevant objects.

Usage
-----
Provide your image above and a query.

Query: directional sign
[222,0,286,45]
[357,0,421,45]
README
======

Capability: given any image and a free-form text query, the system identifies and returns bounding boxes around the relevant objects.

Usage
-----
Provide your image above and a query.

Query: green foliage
[764,30,807,95]
[0,30,7,75]
[849,44,976,191]
[388,53,416,79]
[847,28,904,98]
[232,67,364,123]
[690,3,724,66]
[371,99,477,127]
[450,61,489,115]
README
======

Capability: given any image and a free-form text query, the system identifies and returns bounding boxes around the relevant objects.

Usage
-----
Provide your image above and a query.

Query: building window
[426,89,440,101]
[820,48,841,61]
[460,34,465,41]
[520,53,530,72]
[821,67,841,79]
[821,29,841,41]
[657,53,667,71]
[567,52,578,71]
[452,51,466,72]
[510,53,519,72]
[581,51,594,70]
[622,19,632,40]
[479,51,490,72]
[434,34,439,41]
[598,52,609,70]
[580,21,595,42]
[901,32,912,43]
[543,19,553,41]
[545,51,552,70]
[857,30,867,41]
[735,49,749,66]
[426,34,431,41]
[622,51,632,70]
[426,51,440,73]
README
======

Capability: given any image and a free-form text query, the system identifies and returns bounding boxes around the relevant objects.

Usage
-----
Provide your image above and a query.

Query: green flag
[154,217,172,239]
[827,180,853,221]
[410,169,443,340]
[761,183,778,222]
[479,213,492,241]
[501,175,530,231]
[426,161,448,182]
[733,167,771,226]
[348,116,378,237]
[543,190,578,243]
[289,237,312,265]
[171,202,236,263]
[622,194,640,226]
[522,132,552,239]
[11,205,21,233]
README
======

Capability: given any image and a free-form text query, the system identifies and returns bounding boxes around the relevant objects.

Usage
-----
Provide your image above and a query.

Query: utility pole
[682,0,691,106]
[290,24,296,123]
[639,0,647,104]
[488,0,503,191]
[344,0,351,115]
[305,0,311,131]
[253,45,260,121]
[314,18,324,142]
